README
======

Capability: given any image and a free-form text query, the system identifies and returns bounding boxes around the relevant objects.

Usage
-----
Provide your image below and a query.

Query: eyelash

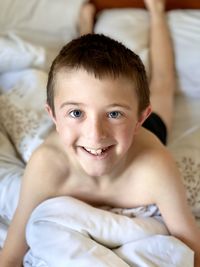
[69,109,83,118]
[107,111,123,119]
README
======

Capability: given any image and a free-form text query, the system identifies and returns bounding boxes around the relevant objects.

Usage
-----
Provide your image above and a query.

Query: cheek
[55,119,78,146]
[124,128,136,144]
[116,123,137,145]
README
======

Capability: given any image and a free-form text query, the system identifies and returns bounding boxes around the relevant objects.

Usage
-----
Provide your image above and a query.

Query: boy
[1,0,200,266]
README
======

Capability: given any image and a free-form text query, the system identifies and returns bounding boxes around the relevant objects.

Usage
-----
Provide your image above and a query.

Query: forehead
[53,69,139,113]
[54,71,140,119]
[54,68,137,97]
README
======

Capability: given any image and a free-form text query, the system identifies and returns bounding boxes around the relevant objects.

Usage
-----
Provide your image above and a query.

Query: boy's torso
[37,127,168,209]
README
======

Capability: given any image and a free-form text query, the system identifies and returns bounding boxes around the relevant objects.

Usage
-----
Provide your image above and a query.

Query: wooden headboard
[91,0,200,12]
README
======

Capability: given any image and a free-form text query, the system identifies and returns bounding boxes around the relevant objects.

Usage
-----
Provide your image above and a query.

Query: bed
[0,0,200,266]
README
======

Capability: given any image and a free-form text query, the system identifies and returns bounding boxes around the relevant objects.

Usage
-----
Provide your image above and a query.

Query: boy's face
[47,69,150,177]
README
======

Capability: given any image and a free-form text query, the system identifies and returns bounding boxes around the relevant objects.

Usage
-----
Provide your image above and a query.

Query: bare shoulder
[141,144,188,212]
[13,131,70,225]
[30,132,67,169]
[26,131,69,190]
[20,130,70,213]
[133,127,177,171]
[130,128,183,204]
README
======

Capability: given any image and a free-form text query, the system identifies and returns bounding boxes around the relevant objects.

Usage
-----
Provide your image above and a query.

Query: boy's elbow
[0,261,22,267]
[195,252,200,267]
[0,255,23,267]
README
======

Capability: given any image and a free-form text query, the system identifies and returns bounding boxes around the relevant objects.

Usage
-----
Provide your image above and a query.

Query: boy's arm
[150,149,200,266]
[0,146,59,267]
[0,206,30,267]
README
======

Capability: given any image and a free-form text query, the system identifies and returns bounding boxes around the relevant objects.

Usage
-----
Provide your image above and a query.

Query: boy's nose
[84,117,107,142]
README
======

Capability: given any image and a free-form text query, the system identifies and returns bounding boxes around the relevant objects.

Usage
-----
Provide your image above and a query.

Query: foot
[144,0,166,14]
[78,3,96,36]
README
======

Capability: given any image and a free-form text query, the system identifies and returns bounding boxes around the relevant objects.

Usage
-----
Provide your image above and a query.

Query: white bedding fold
[24,196,194,267]
[0,33,46,73]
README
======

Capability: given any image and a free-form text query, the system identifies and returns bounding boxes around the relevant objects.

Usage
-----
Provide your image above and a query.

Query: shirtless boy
[1,0,200,266]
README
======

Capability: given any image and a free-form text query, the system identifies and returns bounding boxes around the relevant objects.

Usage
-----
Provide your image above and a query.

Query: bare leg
[78,3,96,36]
[144,0,176,136]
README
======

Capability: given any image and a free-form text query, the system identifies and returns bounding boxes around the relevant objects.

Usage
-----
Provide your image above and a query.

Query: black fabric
[142,112,167,145]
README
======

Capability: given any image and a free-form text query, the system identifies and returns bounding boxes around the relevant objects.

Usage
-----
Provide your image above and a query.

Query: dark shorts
[142,112,167,145]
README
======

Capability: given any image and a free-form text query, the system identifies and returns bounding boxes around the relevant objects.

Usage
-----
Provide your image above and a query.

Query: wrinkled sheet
[24,196,194,267]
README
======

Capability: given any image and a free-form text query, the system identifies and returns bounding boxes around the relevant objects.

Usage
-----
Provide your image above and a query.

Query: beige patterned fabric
[172,146,200,217]
[0,69,53,162]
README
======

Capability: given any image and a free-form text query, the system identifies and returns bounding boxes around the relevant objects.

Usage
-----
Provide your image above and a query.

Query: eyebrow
[107,103,132,110]
[60,102,132,110]
[60,102,83,109]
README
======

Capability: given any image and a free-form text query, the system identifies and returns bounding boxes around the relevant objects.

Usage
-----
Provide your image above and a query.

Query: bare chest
[56,171,153,209]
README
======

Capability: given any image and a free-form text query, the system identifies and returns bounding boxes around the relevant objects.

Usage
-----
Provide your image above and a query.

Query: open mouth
[81,146,113,156]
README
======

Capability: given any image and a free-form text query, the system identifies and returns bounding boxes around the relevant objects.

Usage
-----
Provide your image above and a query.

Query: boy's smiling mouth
[81,145,113,157]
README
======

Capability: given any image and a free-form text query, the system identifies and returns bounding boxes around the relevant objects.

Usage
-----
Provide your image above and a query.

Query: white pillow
[95,9,150,74]
[0,0,86,48]
[168,10,200,98]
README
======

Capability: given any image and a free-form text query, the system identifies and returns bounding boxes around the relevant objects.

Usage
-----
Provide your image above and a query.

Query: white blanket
[24,197,194,267]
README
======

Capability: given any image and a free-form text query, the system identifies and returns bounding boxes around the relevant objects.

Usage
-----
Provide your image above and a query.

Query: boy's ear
[45,103,56,124]
[138,105,152,125]
[135,105,152,132]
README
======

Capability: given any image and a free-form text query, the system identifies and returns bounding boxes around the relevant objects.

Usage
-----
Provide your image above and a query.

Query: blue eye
[69,109,83,118]
[108,111,122,119]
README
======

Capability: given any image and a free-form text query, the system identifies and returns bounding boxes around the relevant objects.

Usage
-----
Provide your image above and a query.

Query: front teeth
[84,147,105,155]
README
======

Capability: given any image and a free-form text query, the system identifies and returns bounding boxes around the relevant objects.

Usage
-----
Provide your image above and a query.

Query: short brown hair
[47,34,150,116]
